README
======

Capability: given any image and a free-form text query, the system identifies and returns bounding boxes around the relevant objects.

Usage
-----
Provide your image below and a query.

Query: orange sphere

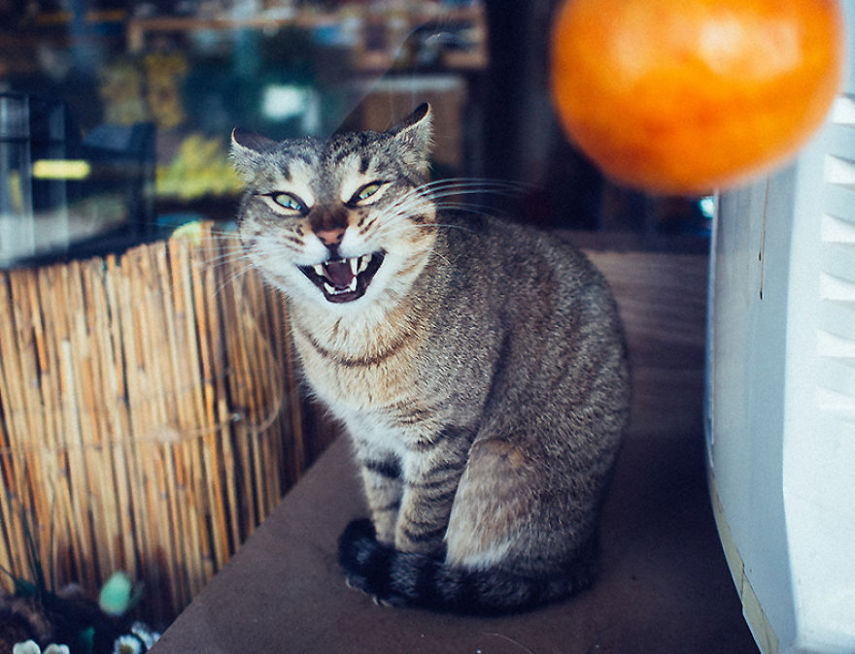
[550,0,845,194]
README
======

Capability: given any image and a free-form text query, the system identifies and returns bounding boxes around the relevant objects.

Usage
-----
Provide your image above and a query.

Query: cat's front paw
[338,518,404,606]
[344,575,403,608]
[337,518,376,566]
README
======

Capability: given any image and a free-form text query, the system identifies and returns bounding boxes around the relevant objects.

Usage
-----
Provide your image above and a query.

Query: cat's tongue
[324,259,355,288]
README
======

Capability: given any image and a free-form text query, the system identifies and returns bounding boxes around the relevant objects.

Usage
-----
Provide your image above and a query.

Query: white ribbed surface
[818,94,855,415]
[708,5,855,650]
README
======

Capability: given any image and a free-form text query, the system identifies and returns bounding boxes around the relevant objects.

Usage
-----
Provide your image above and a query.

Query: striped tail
[337,519,597,615]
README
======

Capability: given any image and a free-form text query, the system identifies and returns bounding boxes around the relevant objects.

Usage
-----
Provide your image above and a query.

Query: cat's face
[231,104,437,312]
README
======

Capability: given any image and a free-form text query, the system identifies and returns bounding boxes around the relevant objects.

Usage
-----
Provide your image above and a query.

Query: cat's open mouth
[299,252,385,304]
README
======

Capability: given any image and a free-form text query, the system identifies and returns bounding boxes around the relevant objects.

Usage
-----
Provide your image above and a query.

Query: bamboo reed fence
[0,223,305,625]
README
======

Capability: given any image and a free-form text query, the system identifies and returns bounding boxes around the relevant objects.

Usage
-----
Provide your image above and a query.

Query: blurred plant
[0,510,157,653]
[156,133,244,200]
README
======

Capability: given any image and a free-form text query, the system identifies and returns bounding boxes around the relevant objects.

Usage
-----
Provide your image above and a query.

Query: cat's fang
[296,251,385,303]
[321,278,358,296]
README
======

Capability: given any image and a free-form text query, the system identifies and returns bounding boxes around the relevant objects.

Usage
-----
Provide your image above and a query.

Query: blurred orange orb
[550,0,845,194]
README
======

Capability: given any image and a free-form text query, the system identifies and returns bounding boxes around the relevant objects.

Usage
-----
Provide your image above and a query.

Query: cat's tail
[337,518,597,615]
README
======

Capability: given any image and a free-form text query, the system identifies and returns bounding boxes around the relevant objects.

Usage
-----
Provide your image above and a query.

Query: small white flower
[112,634,143,654]
[13,642,70,654]
[130,621,161,649]
[13,641,41,654]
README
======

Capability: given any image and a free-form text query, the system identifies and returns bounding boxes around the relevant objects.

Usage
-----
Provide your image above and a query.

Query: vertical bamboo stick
[140,243,183,604]
[59,261,94,587]
[121,252,170,620]
[35,265,79,588]
[68,259,116,584]
[258,281,287,492]
[120,245,176,615]
[84,258,129,577]
[190,233,234,562]
[0,270,29,583]
[24,267,64,585]
[87,257,136,579]
[0,449,14,591]
[222,267,257,532]
[1,272,29,581]
[80,261,109,572]
[168,235,212,595]
[241,267,278,519]
[156,241,192,593]
[8,270,54,581]
[284,306,305,484]
[106,253,150,594]
[54,263,97,590]
[71,259,111,588]
[259,272,288,510]
[158,240,209,599]
[139,243,187,611]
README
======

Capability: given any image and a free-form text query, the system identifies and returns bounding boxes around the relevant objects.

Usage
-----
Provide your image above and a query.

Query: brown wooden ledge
[151,248,759,654]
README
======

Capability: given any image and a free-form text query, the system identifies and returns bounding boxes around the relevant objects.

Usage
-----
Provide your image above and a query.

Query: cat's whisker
[415,183,528,202]
[421,191,521,206]
[417,222,477,233]
[213,265,253,298]
[376,179,532,226]
[209,249,270,297]
[427,249,452,267]
[377,203,435,230]
[193,247,254,272]
[379,197,500,232]
[432,203,504,216]
[416,177,529,191]
[424,186,516,197]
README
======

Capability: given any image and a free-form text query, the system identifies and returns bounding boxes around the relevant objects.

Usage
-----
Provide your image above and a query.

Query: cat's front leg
[394,444,470,556]
[356,454,403,546]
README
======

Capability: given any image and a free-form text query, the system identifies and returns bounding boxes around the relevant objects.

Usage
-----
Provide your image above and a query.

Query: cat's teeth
[357,255,369,274]
[313,264,325,277]
[349,257,359,276]
[321,278,358,295]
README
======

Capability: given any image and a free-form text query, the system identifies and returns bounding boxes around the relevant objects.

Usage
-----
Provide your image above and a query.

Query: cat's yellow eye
[352,182,384,205]
[268,192,305,214]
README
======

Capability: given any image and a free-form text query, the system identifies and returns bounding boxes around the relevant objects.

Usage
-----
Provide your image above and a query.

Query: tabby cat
[230,103,631,614]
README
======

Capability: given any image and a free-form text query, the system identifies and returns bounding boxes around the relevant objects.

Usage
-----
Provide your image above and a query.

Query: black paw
[338,518,400,604]
[337,518,377,569]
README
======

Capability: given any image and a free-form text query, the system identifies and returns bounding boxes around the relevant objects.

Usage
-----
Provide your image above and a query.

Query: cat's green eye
[268,192,305,214]
[351,182,384,205]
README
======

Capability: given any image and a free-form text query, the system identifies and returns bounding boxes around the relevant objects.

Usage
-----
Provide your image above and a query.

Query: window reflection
[0,0,708,265]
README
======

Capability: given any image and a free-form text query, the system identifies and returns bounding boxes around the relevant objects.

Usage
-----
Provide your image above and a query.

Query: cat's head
[231,103,437,311]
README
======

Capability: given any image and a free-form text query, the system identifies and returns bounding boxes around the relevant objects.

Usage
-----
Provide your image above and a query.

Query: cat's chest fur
[292,305,427,410]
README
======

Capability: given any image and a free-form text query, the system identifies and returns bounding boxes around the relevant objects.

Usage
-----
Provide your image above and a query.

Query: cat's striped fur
[231,104,631,614]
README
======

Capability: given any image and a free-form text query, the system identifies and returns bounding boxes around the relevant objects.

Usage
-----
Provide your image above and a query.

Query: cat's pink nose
[316,227,345,246]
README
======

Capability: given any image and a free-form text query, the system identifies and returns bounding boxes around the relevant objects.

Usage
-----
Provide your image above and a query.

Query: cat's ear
[230,128,277,181]
[390,103,433,174]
